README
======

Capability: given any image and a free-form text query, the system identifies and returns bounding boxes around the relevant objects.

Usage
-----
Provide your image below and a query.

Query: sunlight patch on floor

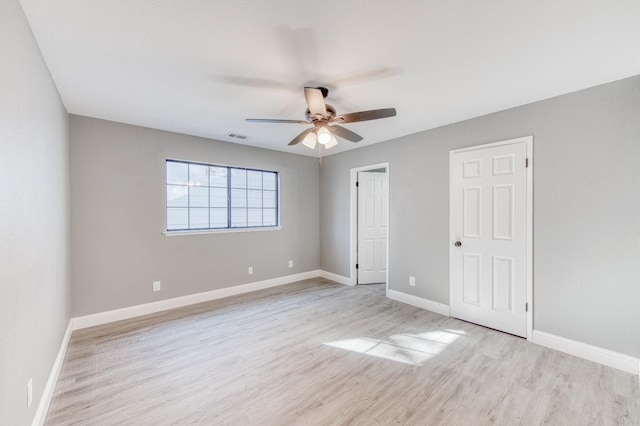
[324,330,461,366]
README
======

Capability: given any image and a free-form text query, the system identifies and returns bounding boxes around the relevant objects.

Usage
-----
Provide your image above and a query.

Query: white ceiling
[20,0,640,157]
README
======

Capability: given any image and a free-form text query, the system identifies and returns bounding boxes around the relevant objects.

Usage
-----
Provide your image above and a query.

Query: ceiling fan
[246,87,397,150]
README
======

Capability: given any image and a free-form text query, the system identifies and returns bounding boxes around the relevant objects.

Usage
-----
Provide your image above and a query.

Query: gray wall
[0,0,71,424]
[70,116,320,316]
[320,75,640,358]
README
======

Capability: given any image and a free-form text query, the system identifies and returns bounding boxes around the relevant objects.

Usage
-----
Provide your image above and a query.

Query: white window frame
[164,159,281,235]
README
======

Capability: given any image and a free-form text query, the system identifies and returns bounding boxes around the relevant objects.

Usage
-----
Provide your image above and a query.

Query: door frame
[350,162,390,290]
[449,136,533,341]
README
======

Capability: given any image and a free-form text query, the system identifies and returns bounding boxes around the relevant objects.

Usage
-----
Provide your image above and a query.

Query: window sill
[163,226,282,237]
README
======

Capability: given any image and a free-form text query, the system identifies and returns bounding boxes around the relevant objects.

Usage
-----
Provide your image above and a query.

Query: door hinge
[356,181,359,187]
[356,263,359,269]
[525,158,529,168]
[525,302,529,312]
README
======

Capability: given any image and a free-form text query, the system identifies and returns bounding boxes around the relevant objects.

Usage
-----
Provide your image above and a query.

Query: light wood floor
[46,279,639,425]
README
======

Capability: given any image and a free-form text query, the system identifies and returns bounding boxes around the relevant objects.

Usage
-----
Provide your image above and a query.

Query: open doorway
[350,163,390,290]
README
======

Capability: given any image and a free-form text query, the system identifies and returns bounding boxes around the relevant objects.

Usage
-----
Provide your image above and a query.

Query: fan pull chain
[319,144,323,165]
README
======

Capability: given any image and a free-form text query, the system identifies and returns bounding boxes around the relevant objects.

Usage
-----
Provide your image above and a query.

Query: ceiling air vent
[226,132,248,140]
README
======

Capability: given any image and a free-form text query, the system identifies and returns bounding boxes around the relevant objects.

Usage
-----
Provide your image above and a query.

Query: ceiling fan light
[302,132,317,149]
[324,135,338,149]
[317,127,332,145]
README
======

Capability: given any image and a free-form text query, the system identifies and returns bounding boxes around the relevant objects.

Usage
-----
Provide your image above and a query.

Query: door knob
[454,241,462,247]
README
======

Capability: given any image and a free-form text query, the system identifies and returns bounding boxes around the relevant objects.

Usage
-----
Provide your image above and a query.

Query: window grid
[166,160,278,231]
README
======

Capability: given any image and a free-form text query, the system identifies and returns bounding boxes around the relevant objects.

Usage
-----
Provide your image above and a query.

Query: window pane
[263,172,277,190]
[189,186,208,208]
[167,185,188,207]
[167,162,188,185]
[167,161,278,231]
[248,209,262,227]
[210,208,228,228]
[210,166,227,187]
[231,188,247,207]
[231,208,247,227]
[263,208,277,226]
[210,187,228,208]
[247,170,262,189]
[248,190,262,208]
[231,169,246,188]
[189,208,209,229]
[189,164,208,187]
[263,190,276,208]
[167,208,188,230]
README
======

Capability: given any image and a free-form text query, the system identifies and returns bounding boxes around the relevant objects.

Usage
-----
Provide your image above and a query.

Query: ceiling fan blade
[304,87,327,117]
[221,75,295,91]
[333,108,397,123]
[329,125,363,142]
[246,118,308,124]
[326,67,402,87]
[288,128,315,146]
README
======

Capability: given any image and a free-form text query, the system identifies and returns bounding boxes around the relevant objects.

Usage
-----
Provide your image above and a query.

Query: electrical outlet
[409,276,416,287]
[248,267,253,275]
[27,379,33,408]
[288,260,293,268]
[152,281,161,292]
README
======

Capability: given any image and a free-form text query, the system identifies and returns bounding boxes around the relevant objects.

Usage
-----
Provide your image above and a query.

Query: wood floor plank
[45,279,639,425]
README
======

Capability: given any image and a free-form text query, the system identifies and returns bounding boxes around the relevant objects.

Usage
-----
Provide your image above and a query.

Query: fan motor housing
[305,104,336,122]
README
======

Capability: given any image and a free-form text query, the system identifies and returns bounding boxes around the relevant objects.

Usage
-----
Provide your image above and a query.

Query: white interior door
[358,171,388,284]
[450,140,529,337]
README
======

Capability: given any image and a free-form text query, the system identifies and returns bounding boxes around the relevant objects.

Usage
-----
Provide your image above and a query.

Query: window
[166,160,279,231]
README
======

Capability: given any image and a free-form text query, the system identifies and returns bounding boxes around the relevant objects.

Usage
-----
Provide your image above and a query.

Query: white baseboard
[386,289,450,317]
[32,320,73,426]
[72,270,321,330]
[319,270,352,286]
[532,330,639,376]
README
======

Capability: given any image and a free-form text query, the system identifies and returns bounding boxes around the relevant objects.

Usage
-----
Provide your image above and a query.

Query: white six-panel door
[450,140,529,337]
[358,171,388,284]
